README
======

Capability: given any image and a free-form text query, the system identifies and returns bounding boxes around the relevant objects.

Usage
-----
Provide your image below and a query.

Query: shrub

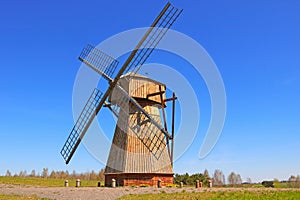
[262,181,274,188]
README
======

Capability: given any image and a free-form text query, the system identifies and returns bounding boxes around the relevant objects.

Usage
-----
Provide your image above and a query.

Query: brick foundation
[105,173,174,187]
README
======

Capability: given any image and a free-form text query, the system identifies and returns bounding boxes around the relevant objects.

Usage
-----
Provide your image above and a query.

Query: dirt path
[0,184,299,200]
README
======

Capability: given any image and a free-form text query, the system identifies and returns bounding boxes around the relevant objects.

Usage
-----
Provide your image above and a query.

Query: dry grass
[0,176,100,187]
[0,193,51,200]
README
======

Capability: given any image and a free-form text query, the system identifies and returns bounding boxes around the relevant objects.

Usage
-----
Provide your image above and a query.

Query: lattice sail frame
[79,44,119,81]
[60,88,103,162]
[124,4,182,78]
[60,2,182,164]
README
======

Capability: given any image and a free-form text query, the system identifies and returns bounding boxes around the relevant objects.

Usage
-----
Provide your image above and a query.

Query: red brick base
[105,173,174,187]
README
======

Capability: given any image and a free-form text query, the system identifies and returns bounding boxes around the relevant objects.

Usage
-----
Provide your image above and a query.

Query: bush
[262,181,274,188]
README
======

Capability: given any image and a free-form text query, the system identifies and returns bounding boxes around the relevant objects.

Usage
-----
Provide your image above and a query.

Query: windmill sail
[123,2,182,78]
[79,44,119,81]
[61,2,182,164]
[60,88,103,164]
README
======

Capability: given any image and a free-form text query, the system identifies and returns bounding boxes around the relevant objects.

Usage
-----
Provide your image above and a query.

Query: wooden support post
[195,180,199,188]
[157,179,162,188]
[76,179,80,187]
[209,180,212,188]
[65,180,69,187]
[112,179,116,188]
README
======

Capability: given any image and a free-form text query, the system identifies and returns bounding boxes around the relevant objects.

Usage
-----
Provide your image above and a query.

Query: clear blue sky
[0,0,299,183]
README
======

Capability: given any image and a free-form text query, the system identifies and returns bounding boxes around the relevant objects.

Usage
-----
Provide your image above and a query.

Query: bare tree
[50,170,56,179]
[5,170,11,177]
[65,170,69,179]
[212,169,225,186]
[246,177,252,184]
[289,175,296,182]
[98,169,105,181]
[228,172,242,185]
[228,172,236,185]
[30,170,36,177]
[296,175,300,183]
[72,170,77,179]
[203,169,210,179]
[42,168,48,178]
[235,174,242,185]
[19,170,27,177]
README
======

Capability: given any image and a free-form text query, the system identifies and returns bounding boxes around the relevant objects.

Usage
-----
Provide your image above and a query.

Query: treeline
[4,168,299,188]
[4,168,105,181]
[174,169,210,186]
[174,169,245,186]
[279,175,300,188]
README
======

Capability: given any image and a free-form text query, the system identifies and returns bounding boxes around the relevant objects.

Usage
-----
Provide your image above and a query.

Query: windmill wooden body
[60,2,182,187]
[105,73,173,186]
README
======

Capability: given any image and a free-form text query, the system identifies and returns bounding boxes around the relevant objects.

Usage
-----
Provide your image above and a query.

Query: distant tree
[83,171,90,180]
[203,169,210,179]
[30,170,36,177]
[228,172,242,185]
[246,177,252,184]
[273,178,279,183]
[287,175,300,188]
[19,170,27,177]
[5,170,11,177]
[289,175,297,182]
[296,175,300,183]
[183,173,189,184]
[90,170,97,180]
[203,169,211,186]
[174,172,209,185]
[174,173,191,185]
[42,168,48,178]
[65,170,69,179]
[98,169,105,181]
[49,170,56,179]
[60,171,67,179]
[228,172,236,185]
[273,178,280,188]
[174,173,183,184]
[72,170,77,179]
[212,169,225,186]
[235,174,242,185]
[189,173,204,185]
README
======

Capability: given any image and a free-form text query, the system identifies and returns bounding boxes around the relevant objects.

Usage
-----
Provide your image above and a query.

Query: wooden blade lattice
[60,88,103,164]
[79,44,119,81]
[123,3,182,79]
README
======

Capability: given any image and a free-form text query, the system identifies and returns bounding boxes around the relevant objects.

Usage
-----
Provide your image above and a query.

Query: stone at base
[105,173,173,187]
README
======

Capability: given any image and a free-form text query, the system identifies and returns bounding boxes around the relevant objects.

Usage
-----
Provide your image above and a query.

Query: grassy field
[0,193,52,200]
[1,177,300,199]
[119,190,300,200]
[0,176,101,187]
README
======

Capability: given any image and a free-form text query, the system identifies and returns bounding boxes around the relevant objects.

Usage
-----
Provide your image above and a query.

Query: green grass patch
[0,193,51,200]
[0,177,100,187]
[118,190,300,200]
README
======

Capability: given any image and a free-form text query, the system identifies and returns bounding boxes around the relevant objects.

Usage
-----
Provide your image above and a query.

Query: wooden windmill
[60,2,182,187]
